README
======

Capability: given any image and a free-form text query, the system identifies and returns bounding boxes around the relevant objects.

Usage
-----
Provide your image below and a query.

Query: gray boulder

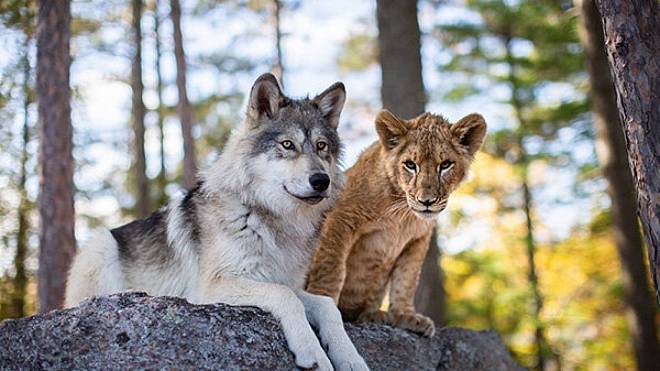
[0,292,522,370]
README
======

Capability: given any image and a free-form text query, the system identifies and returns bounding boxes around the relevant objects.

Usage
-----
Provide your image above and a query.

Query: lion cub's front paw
[388,311,435,337]
[356,310,388,324]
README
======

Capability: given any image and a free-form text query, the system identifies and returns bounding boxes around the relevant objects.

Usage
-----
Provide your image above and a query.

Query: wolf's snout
[309,173,330,192]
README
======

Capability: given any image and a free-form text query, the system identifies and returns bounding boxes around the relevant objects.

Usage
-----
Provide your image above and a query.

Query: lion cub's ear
[375,110,409,150]
[451,113,487,156]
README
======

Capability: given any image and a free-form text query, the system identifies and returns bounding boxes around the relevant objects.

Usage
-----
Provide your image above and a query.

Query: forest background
[0,0,657,370]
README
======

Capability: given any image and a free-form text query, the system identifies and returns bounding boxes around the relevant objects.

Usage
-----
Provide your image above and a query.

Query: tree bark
[577,1,660,369]
[376,0,426,120]
[13,38,31,318]
[36,0,76,313]
[272,0,284,87]
[170,0,197,190]
[154,0,167,207]
[376,0,444,324]
[414,230,445,325]
[595,0,660,304]
[131,0,150,218]
[521,169,547,371]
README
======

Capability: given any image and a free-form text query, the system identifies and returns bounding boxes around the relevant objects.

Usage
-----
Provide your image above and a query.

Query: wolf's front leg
[296,290,369,371]
[199,277,333,371]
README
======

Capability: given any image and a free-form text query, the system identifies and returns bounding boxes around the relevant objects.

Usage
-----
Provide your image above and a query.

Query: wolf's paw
[330,353,370,371]
[388,311,435,337]
[291,342,333,371]
[355,310,388,324]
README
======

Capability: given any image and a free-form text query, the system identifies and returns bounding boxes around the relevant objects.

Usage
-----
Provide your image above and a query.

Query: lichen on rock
[0,292,522,370]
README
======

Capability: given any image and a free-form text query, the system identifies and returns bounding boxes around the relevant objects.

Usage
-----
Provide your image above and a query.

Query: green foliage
[443,84,481,102]
[336,32,377,72]
[435,1,613,369]
[0,0,36,36]
[437,0,588,135]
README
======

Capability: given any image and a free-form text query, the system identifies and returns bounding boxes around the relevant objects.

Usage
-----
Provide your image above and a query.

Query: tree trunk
[504,35,549,370]
[521,169,547,371]
[170,0,197,190]
[577,1,660,369]
[272,0,284,86]
[376,0,426,120]
[13,38,31,318]
[154,0,168,207]
[414,230,445,325]
[36,0,76,313]
[595,0,660,303]
[131,0,150,218]
[376,0,443,324]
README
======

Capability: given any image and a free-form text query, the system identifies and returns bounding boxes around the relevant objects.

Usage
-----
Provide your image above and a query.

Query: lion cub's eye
[316,141,327,151]
[403,160,417,171]
[439,160,454,172]
[281,140,295,150]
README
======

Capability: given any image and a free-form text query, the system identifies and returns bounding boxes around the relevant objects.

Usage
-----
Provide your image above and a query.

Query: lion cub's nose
[309,173,330,192]
[417,196,437,207]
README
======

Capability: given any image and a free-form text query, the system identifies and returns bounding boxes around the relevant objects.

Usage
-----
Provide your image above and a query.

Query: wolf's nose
[309,173,330,192]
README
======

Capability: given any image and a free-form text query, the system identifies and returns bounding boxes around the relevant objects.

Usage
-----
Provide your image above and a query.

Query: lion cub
[306,110,486,336]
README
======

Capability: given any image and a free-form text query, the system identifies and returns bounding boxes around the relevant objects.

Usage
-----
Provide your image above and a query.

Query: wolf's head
[209,73,346,214]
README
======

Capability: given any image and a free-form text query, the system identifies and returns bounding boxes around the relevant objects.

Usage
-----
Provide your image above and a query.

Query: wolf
[65,73,368,371]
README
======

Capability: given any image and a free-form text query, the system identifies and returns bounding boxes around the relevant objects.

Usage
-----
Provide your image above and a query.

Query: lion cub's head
[375,110,486,220]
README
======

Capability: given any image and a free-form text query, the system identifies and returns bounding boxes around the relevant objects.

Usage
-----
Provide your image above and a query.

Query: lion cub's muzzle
[407,194,448,219]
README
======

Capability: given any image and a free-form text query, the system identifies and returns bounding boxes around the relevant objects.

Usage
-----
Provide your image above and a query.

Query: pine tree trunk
[171,0,197,190]
[376,0,444,324]
[577,1,660,369]
[272,0,284,86]
[521,169,547,371]
[595,0,660,305]
[414,230,445,325]
[14,39,31,318]
[376,0,426,120]
[505,36,548,370]
[36,0,76,313]
[131,0,150,218]
[154,0,167,207]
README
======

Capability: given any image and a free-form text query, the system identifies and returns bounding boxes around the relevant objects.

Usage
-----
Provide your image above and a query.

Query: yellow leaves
[441,149,632,368]
[443,219,633,369]
[462,152,520,192]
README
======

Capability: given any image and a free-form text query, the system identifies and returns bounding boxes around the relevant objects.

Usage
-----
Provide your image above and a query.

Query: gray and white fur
[65,73,368,371]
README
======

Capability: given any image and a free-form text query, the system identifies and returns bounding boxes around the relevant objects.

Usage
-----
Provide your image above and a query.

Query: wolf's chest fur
[197,193,324,289]
[110,182,329,301]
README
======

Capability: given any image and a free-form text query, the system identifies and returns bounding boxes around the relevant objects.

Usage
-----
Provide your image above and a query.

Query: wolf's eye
[439,161,454,172]
[281,140,295,150]
[403,160,417,171]
[316,141,327,151]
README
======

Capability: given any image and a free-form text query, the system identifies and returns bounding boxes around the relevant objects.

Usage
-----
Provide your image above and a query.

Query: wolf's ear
[375,110,408,150]
[451,113,487,156]
[313,82,346,129]
[248,73,283,119]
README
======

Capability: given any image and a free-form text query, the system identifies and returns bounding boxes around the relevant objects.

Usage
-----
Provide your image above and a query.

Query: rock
[0,292,522,370]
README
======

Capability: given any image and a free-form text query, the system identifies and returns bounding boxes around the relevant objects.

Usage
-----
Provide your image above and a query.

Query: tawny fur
[306,110,486,337]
